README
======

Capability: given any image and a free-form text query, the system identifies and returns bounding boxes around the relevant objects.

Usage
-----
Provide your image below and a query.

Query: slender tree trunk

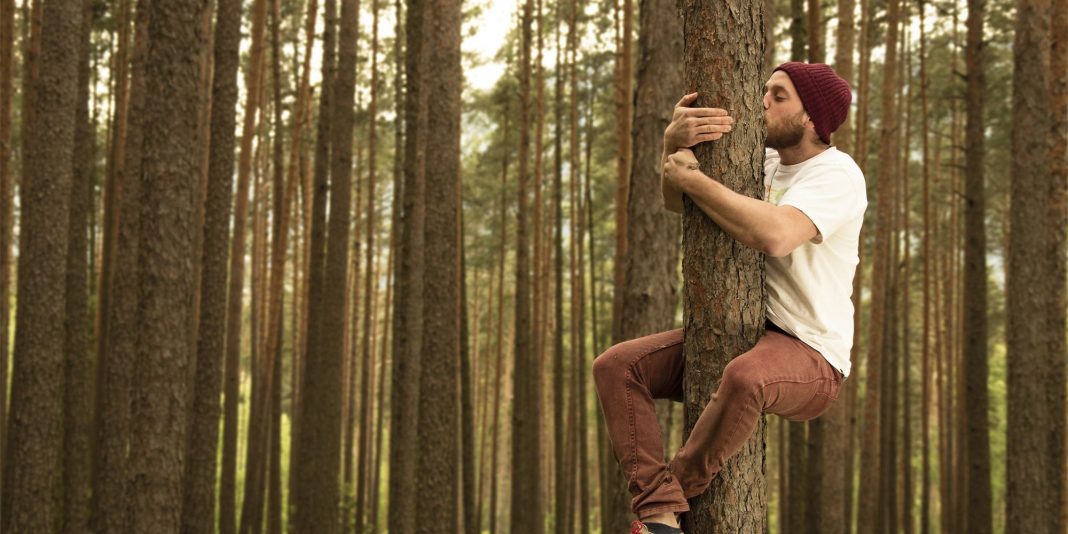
[918,2,932,532]
[553,6,572,531]
[2,0,80,530]
[680,0,767,529]
[90,3,147,530]
[511,0,542,527]
[807,0,822,62]
[790,0,805,60]
[126,0,206,527]
[961,0,991,530]
[858,0,900,527]
[182,0,242,527]
[62,1,93,530]
[612,0,634,346]
[355,1,379,528]
[0,0,13,499]
[295,0,357,526]
[1007,0,1061,531]
[220,0,269,530]
[490,90,511,534]
[388,0,428,526]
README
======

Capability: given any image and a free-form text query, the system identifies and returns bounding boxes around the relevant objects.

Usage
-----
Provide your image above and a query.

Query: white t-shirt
[763,147,867,378]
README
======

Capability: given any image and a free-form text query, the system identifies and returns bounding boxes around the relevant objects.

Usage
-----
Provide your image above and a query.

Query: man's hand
[663,92,734,154]
[662,148,702,192]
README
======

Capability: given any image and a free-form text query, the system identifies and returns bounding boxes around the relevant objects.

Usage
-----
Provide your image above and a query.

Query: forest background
[0,0,1064,530]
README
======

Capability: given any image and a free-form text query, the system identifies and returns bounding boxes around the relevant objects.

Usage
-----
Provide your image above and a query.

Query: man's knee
[720,356,763,400]
[592,342,632,389]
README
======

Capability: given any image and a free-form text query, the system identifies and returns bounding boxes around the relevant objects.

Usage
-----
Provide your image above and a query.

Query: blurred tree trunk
[858,0,899,527]
[962,0,991,530]
[181,0,241,527]
[0,0,13,495]
[790,0,805,60]
[1007,0,1061,531]
[91,2,146,530]
[807,0,822,62]
[918,1,932,532]
[511,0,541,526]
[388,0,428,526]
[679,0,767,530]
[1048,0,1067,528]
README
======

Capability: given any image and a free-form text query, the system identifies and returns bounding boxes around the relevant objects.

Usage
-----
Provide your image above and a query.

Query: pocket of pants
[816,376,841,402]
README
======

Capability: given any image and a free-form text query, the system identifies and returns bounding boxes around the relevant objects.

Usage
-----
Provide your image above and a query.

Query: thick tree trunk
[62,2,93,531]
[126,0,206,527]
[1006,0,1061,531]
[961,0,991,531]
[1048,0,1067,528]
[415,0,462,525]
[680,0,767,530]
[181,0,242,527]
[3,0,80,529]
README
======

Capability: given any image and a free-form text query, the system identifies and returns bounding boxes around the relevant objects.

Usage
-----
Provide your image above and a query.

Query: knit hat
[773,62,852,145]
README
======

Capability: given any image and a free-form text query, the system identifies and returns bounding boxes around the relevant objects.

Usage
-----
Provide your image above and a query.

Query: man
[592,62,865,534]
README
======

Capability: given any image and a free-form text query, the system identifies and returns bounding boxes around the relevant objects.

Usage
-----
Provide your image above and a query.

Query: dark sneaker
[630,519,683,534]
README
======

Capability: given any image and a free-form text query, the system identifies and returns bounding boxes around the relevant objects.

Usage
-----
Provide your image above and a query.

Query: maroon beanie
[773,62,852,145]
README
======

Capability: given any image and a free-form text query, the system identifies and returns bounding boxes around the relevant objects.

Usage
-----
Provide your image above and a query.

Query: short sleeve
[778,167,864,244]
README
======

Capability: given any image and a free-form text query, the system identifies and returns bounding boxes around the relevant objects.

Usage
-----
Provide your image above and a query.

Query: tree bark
[0,0,13,499]
[126,0,207,527]
[680,0,767,530]
[2,0,80,529]
[511,0,542,528]
[181,0,242,528]
[961,0,991,530]
[1007,0,1061,531]
[1048,0,1067,528]
[415,0,462,525]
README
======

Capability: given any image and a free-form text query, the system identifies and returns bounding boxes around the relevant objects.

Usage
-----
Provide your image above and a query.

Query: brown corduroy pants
[592,323,843,519]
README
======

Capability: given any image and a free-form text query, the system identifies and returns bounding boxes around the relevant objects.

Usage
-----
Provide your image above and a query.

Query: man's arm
[661,93,733,213]
[663,149,817,257]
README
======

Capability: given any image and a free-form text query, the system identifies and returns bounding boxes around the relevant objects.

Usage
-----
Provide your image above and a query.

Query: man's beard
[765,111,806,150]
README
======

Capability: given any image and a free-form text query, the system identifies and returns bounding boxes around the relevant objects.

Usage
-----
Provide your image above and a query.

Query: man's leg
[592,329,689,520]
[667,327,843,500]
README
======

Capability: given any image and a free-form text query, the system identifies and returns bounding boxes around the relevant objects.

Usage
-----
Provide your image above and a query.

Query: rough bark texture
[91,3,148,530]
[510,0,541,528]
[1048,0,1067,529]
[858,0,899,528]
[126,0,206,527]
[2,0,81,529]
[680,0,768,530]
[181,0,241,528]
[415,0,462,527]
[63,1,93,531]
[962,0,992,530]
[1006,0,1060,531]
[388,0,427,527]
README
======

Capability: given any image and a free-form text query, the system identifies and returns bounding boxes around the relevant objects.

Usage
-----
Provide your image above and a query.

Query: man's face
[763,70,810,150]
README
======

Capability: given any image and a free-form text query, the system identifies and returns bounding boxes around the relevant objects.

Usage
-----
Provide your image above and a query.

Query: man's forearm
[677,170,791,255]
[661,147,684,213]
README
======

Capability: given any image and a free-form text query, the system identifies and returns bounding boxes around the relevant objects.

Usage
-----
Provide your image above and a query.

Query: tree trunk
[918,2,932,532]
[1047,0,1067,528]
[806,0,822,62]
[355,1,379,528]
[219,0,269,530]
[414,0,462,523]
[90,2,147,530]
[389,0,428,526]
[511,0,541,527]
[0,0,13,500]
[790,0,805,61]
[858,0,900,527]
[62,1,93,531]
[1007,0,1061,530]
[554,6,573,531]
[2,0,80,529]
[181,0,242,527]
[294,0,357,525]
[680,0,767,529]
[961,0,991,530]
[612,0,633,346]
[126,0,206,527]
